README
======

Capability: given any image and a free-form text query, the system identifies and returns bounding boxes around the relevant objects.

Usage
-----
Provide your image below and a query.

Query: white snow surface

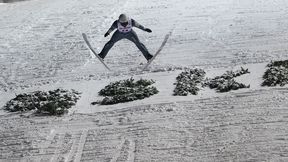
[1,0,288,161]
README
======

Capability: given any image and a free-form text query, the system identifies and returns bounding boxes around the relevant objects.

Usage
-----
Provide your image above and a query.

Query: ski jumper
[99,19,153,60]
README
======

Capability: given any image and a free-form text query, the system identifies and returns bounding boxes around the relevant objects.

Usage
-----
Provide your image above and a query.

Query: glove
[144,28,152,33]
[104,32,109,37]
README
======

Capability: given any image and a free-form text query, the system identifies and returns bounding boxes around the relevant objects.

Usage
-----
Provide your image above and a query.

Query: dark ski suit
[99,19,153,60]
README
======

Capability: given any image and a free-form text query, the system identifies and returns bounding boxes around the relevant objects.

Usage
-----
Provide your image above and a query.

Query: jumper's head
[119,14,129,27]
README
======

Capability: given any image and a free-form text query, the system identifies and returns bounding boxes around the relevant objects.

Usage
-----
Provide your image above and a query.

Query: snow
[1,0,288,161]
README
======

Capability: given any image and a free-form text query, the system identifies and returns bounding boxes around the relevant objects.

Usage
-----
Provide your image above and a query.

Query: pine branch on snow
[204,67,250,92]
[96,78,159,105]
[4,89,81,115]
[262,60,288,87]
[173,68,206,96]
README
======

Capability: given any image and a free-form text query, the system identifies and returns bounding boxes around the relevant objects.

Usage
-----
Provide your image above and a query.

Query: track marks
[73,130,88,162]
[113,139,135,162]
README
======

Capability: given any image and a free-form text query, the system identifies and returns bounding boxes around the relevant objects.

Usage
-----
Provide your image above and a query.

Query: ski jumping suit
[99,19,153,60]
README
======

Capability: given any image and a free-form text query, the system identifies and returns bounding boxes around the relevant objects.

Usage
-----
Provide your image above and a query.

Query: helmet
[118,14,129,23]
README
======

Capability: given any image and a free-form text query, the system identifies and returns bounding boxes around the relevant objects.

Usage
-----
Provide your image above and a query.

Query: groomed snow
[1,0,288,161]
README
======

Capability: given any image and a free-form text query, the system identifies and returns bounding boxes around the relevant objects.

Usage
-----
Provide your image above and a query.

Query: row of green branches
[173,67,250,96]
[173,60,288,96]
[3,60,288,115]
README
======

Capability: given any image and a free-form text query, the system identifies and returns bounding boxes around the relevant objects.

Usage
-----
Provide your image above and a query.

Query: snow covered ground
[1,0,288,161]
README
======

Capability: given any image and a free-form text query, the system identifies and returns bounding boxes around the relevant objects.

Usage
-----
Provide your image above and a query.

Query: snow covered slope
[1,0,288,161]
[1,0,288,92]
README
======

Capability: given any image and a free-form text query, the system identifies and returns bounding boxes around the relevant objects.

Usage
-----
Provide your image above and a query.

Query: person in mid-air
[98,14,154,61]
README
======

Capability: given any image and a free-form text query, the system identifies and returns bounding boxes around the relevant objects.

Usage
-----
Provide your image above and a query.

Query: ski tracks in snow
[1,88,288,161]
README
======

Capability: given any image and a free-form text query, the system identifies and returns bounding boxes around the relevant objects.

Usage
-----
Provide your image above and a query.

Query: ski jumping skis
[142,32,171,70]
[82,32,171,71]
[82,33,111,71]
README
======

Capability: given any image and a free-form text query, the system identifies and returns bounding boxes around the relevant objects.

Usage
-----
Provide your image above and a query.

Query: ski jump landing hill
[1,0,288,161]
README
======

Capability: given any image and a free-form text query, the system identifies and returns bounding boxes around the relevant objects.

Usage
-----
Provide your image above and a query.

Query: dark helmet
[119,14,129,23]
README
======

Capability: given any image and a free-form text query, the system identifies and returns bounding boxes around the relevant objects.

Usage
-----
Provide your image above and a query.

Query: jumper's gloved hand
[144,28,152,33]
[104,32,109,37]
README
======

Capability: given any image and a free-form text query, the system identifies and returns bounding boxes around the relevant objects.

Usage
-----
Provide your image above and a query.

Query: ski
[142,32,171,70]
[82,33,111,71]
